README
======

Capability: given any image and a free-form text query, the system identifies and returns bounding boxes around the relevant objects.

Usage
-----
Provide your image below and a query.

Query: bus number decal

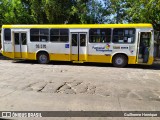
[36,44,46,49]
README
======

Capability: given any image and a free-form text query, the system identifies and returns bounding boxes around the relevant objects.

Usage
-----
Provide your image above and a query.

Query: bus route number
[36,44,46,49]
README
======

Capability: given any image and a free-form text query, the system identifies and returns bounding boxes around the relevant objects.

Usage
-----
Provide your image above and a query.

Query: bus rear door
[71,32,87,62]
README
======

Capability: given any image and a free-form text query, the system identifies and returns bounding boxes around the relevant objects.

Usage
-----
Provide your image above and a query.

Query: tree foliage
[109,0,127,23]
[125,0,160,30]
[0,0,160,29]
[0,0,34,24]
[0,0,111,25]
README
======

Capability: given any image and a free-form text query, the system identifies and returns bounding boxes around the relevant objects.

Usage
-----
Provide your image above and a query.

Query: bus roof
[2,24,153,29]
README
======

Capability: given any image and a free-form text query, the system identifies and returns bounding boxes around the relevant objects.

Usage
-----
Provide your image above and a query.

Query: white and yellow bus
[1,24,154,67]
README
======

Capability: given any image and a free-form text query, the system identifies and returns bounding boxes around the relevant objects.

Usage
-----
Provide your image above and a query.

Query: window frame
[30,28,49,42]
[89,28,112,43]
[4,28,11,41]
[112,28,136,44]
[50,29,69,43]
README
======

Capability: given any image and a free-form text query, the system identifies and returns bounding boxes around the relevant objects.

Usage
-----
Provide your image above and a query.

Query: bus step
[72,61,84,63]
[138,58,144,63]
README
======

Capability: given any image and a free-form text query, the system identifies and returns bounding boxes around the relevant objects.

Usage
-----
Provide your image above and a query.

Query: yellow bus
[1,24,154,67]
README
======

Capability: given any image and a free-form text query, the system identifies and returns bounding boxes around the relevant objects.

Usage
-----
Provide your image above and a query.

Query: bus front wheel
[37,52,49,64]
[112,54,128,67]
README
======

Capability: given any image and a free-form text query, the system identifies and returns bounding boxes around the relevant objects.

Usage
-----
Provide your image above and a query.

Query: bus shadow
[12,60,160,70]
[1,53,159,70]
[0,54,12,60]
[0,118,14,120]
[126,63,160,70]
[12,60,113,68]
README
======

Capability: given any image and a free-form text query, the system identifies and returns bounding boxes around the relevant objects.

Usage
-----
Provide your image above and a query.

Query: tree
[109,0,128,23]
[42,0,72,23]
[69,0,112,24]
[125,0,160,57]
[69,0,89,23]
[126,0,160,30]
[87,0,111,23]
[0,0,112,24]
[0,0,34,24]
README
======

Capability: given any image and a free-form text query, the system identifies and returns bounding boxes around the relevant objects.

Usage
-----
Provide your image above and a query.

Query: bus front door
[13,32,28,58]
[71,33,87,61]
[137,32,151,63]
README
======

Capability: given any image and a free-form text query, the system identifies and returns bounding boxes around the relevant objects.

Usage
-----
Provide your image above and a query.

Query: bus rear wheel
[112,54,128,67]
[37,52,49,64]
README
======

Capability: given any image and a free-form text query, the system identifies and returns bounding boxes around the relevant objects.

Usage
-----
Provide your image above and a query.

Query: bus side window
[50,29,69,42]
[40,29,49,42]
[30,29,40,42]
[89,28,111,43]
[30,29,49,42]
[113,28,135,43]
[4,29,11,41]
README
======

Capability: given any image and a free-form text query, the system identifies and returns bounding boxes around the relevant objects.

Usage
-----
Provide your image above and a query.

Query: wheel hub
[116,57,123,65]
[40,55,47,63]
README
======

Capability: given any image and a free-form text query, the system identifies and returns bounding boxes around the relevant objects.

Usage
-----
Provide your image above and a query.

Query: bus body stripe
[2,51,154,64]
[2,24,153,29]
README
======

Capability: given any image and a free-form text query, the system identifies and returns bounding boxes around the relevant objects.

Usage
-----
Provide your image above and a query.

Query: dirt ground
[0,57,160,120]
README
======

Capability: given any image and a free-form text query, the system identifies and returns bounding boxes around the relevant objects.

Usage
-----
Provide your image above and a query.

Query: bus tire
[37,52,49,64]
[112,54,128,67]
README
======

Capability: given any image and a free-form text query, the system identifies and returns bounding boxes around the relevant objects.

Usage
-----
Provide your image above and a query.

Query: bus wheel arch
[112,53,128,67]
[36,51,50,64]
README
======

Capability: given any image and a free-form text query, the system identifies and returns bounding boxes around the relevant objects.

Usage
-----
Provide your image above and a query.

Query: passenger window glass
[40,29,49,35]
[30,29,49,42]
[4,29,11,41]
[31,36,39,42]
[50,36,59,42]
[39,29,49,42]
[40,36,48,42]
[50,29,59,35]
[50,29,69,42]
[21,33,27,45]
[89,29,111,43]
[30,29,39,42]
[60,29,68,35]
[72,34,77,46]
[80,34,86,46]
[113,28,135,43]
[30,29,39,35]
[60,36,69,42]
[14,33,20,45]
